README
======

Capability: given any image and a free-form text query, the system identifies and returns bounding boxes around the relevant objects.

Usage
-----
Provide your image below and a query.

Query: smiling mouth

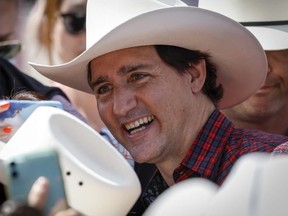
[124,115,155,135]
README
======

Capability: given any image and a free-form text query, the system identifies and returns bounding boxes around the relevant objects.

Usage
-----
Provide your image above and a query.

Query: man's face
[0,0,18,42]
[224,49,288,121]
[89,46,197,164]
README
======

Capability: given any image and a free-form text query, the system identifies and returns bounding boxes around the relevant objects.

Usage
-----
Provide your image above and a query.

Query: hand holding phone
[3,148,67,216]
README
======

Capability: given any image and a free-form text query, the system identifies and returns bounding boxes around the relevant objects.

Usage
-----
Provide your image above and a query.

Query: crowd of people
[0,0,288,215]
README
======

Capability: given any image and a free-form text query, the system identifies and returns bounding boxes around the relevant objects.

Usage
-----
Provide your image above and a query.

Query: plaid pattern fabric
[141,109,288,209]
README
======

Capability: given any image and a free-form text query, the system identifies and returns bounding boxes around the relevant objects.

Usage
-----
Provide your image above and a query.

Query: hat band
[241,20,288,27]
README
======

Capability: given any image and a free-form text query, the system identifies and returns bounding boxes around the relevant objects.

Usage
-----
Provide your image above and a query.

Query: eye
[128,73,148,82]
[96,84,113,95]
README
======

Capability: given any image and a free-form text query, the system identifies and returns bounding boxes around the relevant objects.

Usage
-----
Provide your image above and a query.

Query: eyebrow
[118,64,151,75]
[89,64,152,90]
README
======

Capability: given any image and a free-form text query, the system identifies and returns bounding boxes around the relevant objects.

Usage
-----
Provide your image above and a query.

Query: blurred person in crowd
[25,0,105,132]
[199,0,288,136]
[0,0,37,68]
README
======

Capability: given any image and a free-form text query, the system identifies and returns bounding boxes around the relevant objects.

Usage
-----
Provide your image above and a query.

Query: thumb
[28,176,49,210]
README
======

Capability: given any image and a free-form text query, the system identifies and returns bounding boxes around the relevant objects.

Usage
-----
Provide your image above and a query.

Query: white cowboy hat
[143,152,288,216]
[143,178,217,216]
[29,0,267,109]
[0,106,141,216]
[203,153,288,216]
[198,0,288,51]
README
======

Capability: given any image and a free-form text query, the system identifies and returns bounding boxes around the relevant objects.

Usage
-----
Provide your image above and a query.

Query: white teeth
[130,126,145,135]
[135,121,140,127]
[124,115,154,134]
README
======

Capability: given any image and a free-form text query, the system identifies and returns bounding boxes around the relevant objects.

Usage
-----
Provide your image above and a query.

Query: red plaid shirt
[139,109,288,211]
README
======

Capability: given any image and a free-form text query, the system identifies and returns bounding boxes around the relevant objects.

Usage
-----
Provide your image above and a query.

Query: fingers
[28,176,49,210]
[0,200,42,216]
[0,101,10,113]
[12,176,81,216]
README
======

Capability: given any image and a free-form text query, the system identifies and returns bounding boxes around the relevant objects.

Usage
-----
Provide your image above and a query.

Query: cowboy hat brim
[247,25,288,50]
[29,7,267,109]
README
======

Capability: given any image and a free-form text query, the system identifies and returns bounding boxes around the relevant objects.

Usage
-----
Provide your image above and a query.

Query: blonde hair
[26,0,62,64]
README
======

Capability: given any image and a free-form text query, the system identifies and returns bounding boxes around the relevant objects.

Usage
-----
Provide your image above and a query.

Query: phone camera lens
[9,162,18,178]
[10,162,16,167]
[11,171,18,178]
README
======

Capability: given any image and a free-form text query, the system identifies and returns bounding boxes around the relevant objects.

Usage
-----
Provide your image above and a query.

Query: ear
[187,59,206,94]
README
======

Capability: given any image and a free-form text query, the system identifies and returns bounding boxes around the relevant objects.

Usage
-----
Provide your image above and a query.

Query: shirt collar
[179,109,233,181]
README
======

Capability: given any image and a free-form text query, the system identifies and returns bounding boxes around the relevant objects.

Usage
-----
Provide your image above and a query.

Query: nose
[112,88,137,116]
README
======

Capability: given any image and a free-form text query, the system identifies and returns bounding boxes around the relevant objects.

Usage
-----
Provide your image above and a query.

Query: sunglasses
[0,40,21,59]
[60,13,86,35]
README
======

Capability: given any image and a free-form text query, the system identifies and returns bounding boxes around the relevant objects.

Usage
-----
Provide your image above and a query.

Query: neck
[156,160,181,186]
[156,100,215,186]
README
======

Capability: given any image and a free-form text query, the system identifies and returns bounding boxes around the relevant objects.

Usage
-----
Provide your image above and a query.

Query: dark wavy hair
[154,45,223,106]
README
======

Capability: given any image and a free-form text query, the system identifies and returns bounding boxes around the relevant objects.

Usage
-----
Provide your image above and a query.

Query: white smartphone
[3,148,67,216]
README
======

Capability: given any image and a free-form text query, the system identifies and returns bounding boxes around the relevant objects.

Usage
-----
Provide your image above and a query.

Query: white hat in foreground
[198,0,288,50]
[29,0,267,109]
[143,178,217,216]
[0,106,141,216]
[144,152,288,216]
